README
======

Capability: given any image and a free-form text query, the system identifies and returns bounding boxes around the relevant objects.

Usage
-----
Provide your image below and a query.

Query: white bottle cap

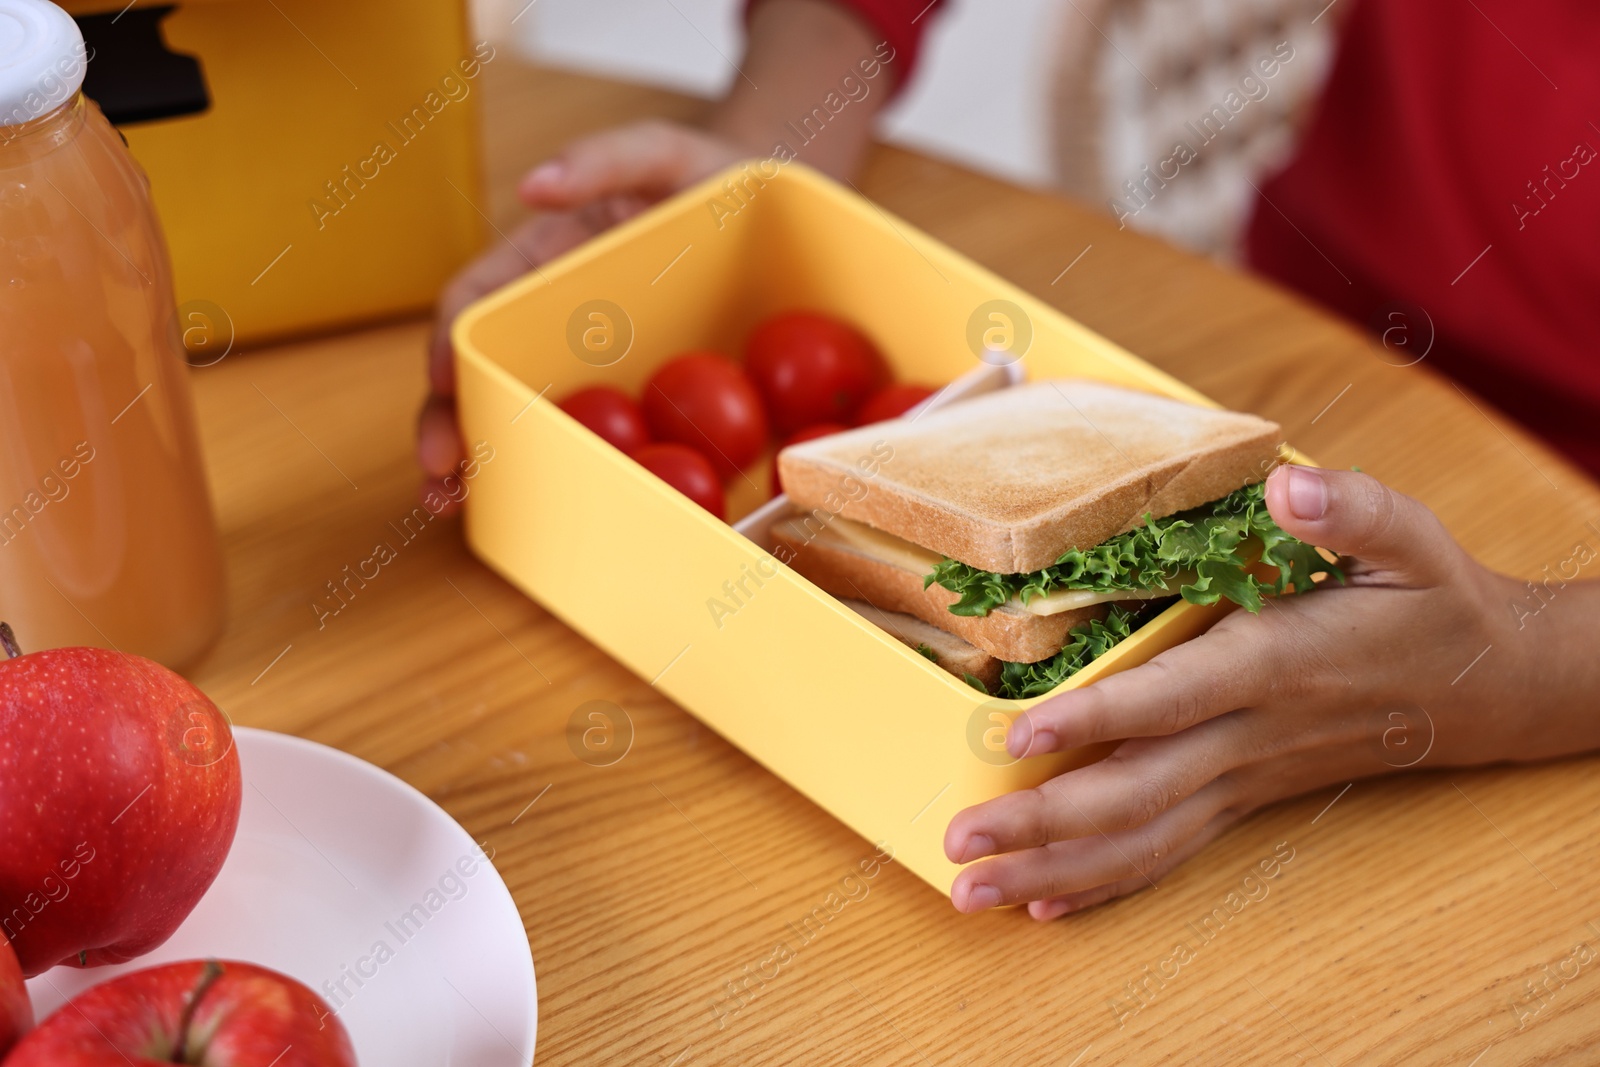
[0,0,86,127]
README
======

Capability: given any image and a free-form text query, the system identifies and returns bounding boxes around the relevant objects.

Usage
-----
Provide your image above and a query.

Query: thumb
[1264,465,1463,585]
[518,121,741,211]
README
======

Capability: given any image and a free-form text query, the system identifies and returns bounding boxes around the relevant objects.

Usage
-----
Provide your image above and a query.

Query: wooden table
[188,59,1600,1065]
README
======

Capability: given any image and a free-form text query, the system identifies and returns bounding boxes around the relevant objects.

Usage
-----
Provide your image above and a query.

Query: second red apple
[6,958,355,1066]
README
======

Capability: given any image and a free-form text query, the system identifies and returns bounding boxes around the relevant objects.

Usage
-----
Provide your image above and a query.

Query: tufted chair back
[1050,0,1346,258]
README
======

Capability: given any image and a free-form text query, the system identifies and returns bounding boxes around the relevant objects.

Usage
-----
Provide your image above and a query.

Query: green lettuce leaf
[997,606,1137,700]
[926,480,1341,618]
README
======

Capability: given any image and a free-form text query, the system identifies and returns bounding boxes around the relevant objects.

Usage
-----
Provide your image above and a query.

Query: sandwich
[772,379,1341,698]
[840,598,1005,693]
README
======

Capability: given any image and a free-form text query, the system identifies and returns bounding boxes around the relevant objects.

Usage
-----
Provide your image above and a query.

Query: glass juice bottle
[0,0,225,667]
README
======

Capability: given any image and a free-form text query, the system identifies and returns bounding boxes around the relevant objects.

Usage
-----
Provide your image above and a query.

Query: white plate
[27,727,538,1066]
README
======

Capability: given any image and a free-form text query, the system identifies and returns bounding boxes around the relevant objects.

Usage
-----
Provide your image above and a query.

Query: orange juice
[1,3,223,668]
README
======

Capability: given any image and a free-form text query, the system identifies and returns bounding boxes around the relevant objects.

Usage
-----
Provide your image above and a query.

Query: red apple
[0,936,31,1057]
[6,958,357,1066]
[0,624,241,977]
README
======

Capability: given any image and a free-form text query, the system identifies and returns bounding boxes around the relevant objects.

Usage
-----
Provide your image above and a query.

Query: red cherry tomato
[642,352,768,479]
[632,443,725,519]
[558,386,651,453]
[768,422,848,497]
[743,312,889,434]
[854,383,936,426]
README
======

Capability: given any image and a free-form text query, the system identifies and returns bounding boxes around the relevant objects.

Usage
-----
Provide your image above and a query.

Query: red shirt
[1245,0,1600,479]
[782,0,1600,478]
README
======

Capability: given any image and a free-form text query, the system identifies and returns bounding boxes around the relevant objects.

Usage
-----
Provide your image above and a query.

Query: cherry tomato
[631,443,726,519]
[743,312,889,434]
[558,386,651,453]
[642,351,768,479]
[853,383,936,426]
[768,422,848,497]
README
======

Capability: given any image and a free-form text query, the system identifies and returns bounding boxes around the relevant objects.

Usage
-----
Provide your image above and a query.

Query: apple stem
[174,959,226,1064]
[0,623,18,660]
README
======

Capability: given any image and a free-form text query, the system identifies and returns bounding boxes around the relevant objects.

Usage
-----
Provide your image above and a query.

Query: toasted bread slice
[772,516,1104,663]
[841,599,1001,690]
[778,379,1281,574]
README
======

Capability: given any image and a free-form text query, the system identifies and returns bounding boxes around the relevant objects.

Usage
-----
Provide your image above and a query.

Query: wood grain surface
[186,59,1600,1065]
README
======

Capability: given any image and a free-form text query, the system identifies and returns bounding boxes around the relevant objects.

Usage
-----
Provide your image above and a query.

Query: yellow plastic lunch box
[453,161,1294,895]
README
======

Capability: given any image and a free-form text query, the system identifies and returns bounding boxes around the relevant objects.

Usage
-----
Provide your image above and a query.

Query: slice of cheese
[1017,581,1184,616]
[797,515,1184,616]
[821,516,946,574]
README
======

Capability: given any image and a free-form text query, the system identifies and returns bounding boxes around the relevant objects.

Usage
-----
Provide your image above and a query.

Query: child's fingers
[416,394,465,480]
[429,238,531,394]
[518,120,741,211]
[427,212,596,394]
[945,717,1252,864]
[418,474,463,516]
[949,781,1237,912]
[1264,466,1462,586]
[1025,807,1242,920]
[1010,612,1293,757]
[1027,881,1126,920]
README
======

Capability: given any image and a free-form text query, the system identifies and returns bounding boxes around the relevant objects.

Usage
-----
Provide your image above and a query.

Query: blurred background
[475,0,1342,258]
[48,0,1350,352]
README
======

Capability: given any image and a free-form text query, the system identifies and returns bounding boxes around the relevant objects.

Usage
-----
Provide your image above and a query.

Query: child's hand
[418,0,895,506]
[944,465,1595,919]
[417,122,747,509]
